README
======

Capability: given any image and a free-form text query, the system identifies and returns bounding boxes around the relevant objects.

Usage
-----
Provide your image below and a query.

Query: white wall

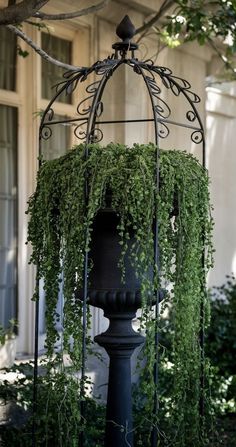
[206,83,236,287]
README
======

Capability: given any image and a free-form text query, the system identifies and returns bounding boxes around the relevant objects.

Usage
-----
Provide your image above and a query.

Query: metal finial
[116,15,136,43]
[112,15,138,56]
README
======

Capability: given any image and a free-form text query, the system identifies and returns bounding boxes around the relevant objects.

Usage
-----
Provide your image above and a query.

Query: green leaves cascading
[27,143,213,446]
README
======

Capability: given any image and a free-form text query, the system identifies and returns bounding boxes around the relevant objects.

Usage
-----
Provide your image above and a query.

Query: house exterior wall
[0,0,232,360]
[206,83,236,287]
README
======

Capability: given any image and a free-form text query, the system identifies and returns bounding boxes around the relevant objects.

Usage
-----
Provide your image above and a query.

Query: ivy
[27,142,214,446]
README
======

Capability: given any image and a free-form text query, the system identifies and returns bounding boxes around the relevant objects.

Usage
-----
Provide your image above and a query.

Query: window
[0,26,18,329]
[0,20,89,353]
[39,114,70,339]
[41,114,70,160]
[41,33,72,104]
[0,28,17,91]
[39,30,76,346]
[0,105,17,327]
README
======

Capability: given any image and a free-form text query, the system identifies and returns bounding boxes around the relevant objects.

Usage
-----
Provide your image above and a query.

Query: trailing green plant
[26,142,213,446]
[0,362,105,447]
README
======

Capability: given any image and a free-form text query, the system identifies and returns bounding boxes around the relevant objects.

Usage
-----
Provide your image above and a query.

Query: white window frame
[0,20,91,356]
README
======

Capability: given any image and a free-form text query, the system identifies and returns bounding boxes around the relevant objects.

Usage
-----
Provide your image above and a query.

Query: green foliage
[25,142,213,446]
[16,45,29,58]
[206,275,236,414]
[166,1,236,43]
[0,319,18,345]
[0,362,105,447]
[161,0,236,77]
[207,275,236,376]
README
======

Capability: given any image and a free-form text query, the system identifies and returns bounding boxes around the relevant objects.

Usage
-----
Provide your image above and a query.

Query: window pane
[41,33,72,104]
[0,105,17,328]
[0,200,16,248]
[39,115,70,336]
[0,250,16,287]
[41,114,70,160]
[0,287,16,328]
[0,27,17,91]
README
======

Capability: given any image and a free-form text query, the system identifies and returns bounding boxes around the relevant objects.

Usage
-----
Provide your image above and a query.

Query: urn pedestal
[89,290,144,447]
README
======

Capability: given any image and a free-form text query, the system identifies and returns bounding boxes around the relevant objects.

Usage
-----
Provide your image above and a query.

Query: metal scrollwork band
[40,53,204,147]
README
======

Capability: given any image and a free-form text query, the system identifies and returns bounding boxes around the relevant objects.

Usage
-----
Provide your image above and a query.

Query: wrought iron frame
[33,15,206,447]
[40,57,205,152]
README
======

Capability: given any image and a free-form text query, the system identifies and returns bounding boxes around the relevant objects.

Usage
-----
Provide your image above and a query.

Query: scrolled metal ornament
[74,121,88,140]
[191,129,203,144]
[144,73,171,120]
[170,75,191,92]
[91,127,103,143]
[186,110,197,122]
[94,59,117,76]
[186,90,201,104]
[45,107,54,122]
[77,81,101,116]
[153,65,173,77]
[41,125,52,140]
[158,121,170,139]
[145,75,161,96]
[95,101,104,118]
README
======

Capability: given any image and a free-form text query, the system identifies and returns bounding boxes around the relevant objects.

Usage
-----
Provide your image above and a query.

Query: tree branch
[0,0,49,25]
[8,0,17,6]
[7,24,82,71]
[34,0,110,21]
[135,0,175,43]
[207,37,236,77]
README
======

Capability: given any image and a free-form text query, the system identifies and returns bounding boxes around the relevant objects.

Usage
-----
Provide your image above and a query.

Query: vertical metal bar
[168,74,206,433]
[79,63,121,446]
[200,136,206,423]
[32,281,39,447]
[151,137,161,447]
[136,62,161,446]
[79,143,89,446]
[151,111,161,447]
[202,134,206,170]
[79,248,89,447]
[32,136,43,447]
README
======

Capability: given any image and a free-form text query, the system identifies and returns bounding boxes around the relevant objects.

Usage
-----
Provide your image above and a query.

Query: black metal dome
[39,15,205,163]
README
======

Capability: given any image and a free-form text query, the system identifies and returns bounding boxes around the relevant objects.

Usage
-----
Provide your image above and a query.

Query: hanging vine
[27,142,213,446]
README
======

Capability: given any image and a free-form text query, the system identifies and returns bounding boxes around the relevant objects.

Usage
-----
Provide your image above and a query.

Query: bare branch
[34,0,110,21]
[7,24,81,71]
[0,0,49,25]
[135,0,175,43]
[207,37,236,77]
[8,0,17,6]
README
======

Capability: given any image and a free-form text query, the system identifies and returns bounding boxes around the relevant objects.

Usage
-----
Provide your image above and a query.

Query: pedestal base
[90,290,144,447]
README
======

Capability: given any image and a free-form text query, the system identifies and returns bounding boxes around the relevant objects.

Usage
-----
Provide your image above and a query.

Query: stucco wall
[206,83,236,287]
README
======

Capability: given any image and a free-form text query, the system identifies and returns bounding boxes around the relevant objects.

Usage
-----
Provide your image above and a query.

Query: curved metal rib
[131,60,161,443]
[147,61,205,159]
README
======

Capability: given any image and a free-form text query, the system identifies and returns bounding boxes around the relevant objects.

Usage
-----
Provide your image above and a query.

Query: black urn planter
[88,209,148,447]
